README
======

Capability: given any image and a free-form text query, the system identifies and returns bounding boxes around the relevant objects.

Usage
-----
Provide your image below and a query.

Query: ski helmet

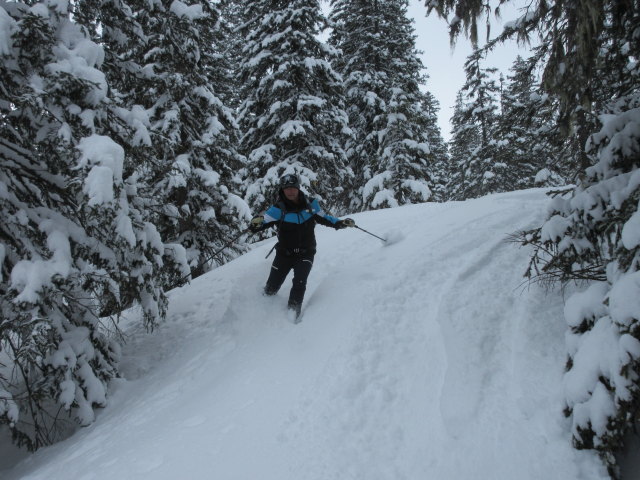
[280,173,300,189]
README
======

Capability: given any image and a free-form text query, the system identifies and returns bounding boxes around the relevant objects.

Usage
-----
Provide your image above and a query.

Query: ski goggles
[280,173,300,189]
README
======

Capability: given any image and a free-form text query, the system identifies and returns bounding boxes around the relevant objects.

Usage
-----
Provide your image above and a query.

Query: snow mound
[1,189,608,480]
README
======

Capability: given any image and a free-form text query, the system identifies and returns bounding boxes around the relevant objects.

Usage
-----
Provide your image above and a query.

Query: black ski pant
[264,249,314,311]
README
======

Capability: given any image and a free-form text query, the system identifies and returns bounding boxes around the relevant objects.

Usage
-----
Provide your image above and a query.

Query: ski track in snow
[1,189,609,480]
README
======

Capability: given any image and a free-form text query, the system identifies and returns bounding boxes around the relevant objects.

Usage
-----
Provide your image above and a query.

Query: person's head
[280,173,300,202]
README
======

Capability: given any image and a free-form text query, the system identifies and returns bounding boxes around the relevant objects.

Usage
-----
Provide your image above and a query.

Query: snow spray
[381,229,405,246]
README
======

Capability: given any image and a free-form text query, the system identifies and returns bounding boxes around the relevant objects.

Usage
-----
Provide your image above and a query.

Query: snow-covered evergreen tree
[524,6,640,476]
[216,0,245,111]
[329,0,441,210]
[134,0,248,277]
[427,0,640,474]
[447,91,480,200]
[421,91,450,202]
[237,0,350,214]
[0,0,180,448]
[78,0,249,280]
[448,49,501,200]
[493,55,565,189]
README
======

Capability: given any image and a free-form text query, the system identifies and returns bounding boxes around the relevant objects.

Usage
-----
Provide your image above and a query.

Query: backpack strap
[276,200,287,234]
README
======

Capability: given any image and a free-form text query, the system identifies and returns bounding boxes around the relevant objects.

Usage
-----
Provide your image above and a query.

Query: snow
[563,282,608,330]
[372,189,399,208]
[0,386,18,425]
[116,211,137,248]
[401,138,430,153]
[196,208,216,222]
[278,119,308,139]
[76,135,125,206]
[70,38,105,69]
[362,171,391,201]
[535,167,551,184]
[0,6,14,56]
[297,95,325,110]
[224,192,248,217]
[28,3,50,18]
[540,214,571,242]
[609,272,640,328]
[84,166,116,204]
[48,35,107,106]
[114,105,152,147]
[194,168,219,187]
[169,0,203,20]
[0,189,609,479]
[622,200,640,249]
[401,178,431,201]
[10,229,73,304]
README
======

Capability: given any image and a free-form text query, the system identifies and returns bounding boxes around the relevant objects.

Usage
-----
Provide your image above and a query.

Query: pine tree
[427,0,640,474]
[73,0,197,283]
[237,0,350,214]
[133,0,248,278]
[0,0,176,448]
[448,49,501,200]
[493,55,565,189]
[421,91,450,202]
[447,91,480,200]
[330,0,441,211]
[78,0,249,280]
[217,0,246,111]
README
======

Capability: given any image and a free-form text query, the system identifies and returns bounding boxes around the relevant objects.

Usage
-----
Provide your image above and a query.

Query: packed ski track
[1,189,609,480]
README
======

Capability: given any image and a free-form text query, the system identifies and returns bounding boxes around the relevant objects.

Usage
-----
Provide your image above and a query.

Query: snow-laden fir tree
[448,49,501,200]
[447,91,480,200]
[0,0,183,449]
[73,0,158,171]
[237,0,350,214]
[122,0,249,279]
[329,0,442,211]
[216,0,246,111]
[427,0,640,475]
[493,55,566,189]
[74,0,196,288]
[503,48,585,186]
[421,91,450,202]
[78,0,249,281]
[522,3,640,476]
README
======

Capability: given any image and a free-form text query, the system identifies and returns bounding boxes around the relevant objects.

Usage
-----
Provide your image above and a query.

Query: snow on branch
[170,0,204,20]
[76,135,124,206]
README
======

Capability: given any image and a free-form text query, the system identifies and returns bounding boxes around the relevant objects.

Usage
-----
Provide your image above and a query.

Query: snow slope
[1,189,609,480]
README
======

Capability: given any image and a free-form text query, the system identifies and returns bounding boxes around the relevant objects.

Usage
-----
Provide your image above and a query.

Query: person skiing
[249,173,355,321]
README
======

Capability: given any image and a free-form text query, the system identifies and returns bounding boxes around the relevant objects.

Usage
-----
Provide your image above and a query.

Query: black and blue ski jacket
[259,190,340,254]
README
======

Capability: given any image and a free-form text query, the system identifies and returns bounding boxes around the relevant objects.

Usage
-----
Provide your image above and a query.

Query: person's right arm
[249,205,283,232]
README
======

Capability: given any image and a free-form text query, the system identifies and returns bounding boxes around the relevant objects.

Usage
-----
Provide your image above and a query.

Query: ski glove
[249,215,264,233]
[335,218,355,229]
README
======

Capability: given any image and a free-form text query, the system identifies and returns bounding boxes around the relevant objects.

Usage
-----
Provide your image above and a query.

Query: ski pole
[265,243,277,259]
[174,228,250,286]
[354,225,386,243]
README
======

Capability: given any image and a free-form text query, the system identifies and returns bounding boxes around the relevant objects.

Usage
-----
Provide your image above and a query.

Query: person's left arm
[310,199,354,230]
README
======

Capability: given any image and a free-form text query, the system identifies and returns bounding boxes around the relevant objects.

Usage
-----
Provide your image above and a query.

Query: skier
[249,173,355,321]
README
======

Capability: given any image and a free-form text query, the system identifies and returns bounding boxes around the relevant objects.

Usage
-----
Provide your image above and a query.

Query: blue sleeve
[264,205,283,224]
[311,199,339,225]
